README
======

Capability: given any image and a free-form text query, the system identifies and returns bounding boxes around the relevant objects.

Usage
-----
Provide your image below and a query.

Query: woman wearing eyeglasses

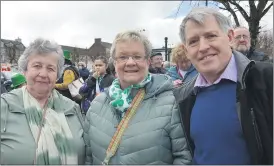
[84,30,192,165]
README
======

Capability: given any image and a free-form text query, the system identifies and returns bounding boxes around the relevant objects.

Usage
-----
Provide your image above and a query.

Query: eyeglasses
[235,35,250,40]
[115,55,147,63]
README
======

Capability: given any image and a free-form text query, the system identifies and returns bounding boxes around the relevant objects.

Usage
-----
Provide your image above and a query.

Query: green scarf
[22,86,78,164]
[109,73,151,115]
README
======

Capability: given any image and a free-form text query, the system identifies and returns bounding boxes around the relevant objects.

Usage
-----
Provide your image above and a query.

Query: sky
[1,1,273,49]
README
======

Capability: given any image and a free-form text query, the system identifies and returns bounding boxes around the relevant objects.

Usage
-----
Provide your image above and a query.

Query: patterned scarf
[22,87,78,165]
[109,73,151,115]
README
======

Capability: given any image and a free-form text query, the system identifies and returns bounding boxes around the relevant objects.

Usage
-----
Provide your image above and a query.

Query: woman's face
[114,40,149,89]
[24,53,58,98]
[94,59,107,75]
[177,57,192,71]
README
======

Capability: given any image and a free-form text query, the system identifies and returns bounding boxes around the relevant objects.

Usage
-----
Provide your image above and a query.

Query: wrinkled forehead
[234,28,250,36]
[28,53,58,66]
[151,55,163,60]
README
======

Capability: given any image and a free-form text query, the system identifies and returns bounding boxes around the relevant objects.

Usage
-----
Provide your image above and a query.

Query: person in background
[163,61,171,70]
[148,52,166,74]
[232,26,270,62]
[174,7,273,164]
[55,50,80,103]
[1,74,8,94]
[84,30,192,165]
[107,57,117,77]
[168,44,198,87]
[10,73,27,90]
[1,38,85,165]
[78,62,90,81]
[79,56,115,114]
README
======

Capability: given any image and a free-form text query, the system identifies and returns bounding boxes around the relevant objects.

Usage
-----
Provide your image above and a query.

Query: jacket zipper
[178,109,193,156]
[250,108,263,154]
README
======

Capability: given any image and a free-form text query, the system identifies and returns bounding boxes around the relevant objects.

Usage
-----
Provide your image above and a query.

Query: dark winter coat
[173,50,273,164]
[79,73,115,113]
[79,67,90,81]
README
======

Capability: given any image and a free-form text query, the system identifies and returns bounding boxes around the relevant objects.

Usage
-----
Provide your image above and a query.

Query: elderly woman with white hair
[1,38,85,165]
[84,30,192,165]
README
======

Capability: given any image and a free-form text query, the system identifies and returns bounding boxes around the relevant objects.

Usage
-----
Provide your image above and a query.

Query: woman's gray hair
[18,38,64,78]
[110,30,152,59]
[179,7,233,44]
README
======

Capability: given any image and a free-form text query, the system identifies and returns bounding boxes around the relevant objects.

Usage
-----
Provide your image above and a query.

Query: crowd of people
[1,7,273,165]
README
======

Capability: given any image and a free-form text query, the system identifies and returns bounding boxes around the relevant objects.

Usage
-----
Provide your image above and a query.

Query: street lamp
[164,37,168,61]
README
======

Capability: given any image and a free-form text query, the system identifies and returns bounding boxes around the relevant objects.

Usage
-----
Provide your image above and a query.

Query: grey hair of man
[234,26,249,30]
[234,26,250,35]
[179,7,233,44]
[110,30,152,60]
[18,38,64,78]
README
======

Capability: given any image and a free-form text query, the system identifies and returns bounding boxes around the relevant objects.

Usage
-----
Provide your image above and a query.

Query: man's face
[150,55,163,68]
[184,15,234,82]
[232,27,251,54]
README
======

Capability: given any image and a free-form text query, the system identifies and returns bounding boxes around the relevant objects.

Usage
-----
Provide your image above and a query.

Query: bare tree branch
[228,0,250,21]
[219,1,240,26]
[219,6,228,11]
[257,0,268,14]
[175,1,183,19]
[260,2,273,19]
[248,0,257,15]
[186,0,271,50]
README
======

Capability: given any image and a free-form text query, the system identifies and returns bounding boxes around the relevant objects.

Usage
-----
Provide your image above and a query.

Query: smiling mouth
[201,54,215,61]
[125,70,138,73]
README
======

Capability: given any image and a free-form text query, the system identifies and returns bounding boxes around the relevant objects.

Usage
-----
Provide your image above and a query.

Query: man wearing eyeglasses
[232,26,270,62]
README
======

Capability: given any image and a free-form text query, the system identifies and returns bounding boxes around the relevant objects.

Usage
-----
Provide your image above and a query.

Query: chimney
[15,37,22,43]
[95,38,101,44]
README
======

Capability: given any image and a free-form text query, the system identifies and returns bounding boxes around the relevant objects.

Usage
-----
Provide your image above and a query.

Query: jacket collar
[173,50,255,103]
[233,50,255,89]
[4,88,76,116]
[105,74,173,100]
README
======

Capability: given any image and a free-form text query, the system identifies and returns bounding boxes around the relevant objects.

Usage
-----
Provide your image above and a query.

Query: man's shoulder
[249,61,273,73]
[246,61,272,89]
[249,49,269,61]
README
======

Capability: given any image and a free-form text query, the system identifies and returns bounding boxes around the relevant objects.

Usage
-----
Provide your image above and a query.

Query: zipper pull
[250,108,255,124]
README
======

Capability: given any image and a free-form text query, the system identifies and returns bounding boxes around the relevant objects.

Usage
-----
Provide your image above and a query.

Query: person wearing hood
[78,62,90,81]
[168,44,198,87]
[84,30,192,165]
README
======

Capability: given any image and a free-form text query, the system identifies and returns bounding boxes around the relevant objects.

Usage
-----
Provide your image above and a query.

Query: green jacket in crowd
[1,89,86,165]
[84,74,192,165]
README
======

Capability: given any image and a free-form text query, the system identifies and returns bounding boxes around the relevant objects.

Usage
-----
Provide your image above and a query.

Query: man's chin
[237,47,249,53]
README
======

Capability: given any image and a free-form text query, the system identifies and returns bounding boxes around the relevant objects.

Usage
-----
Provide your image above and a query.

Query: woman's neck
[37,97,49,108]
[27,87,50,108]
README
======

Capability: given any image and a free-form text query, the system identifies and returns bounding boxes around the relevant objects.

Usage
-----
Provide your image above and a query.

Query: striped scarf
[22,87,78,164]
